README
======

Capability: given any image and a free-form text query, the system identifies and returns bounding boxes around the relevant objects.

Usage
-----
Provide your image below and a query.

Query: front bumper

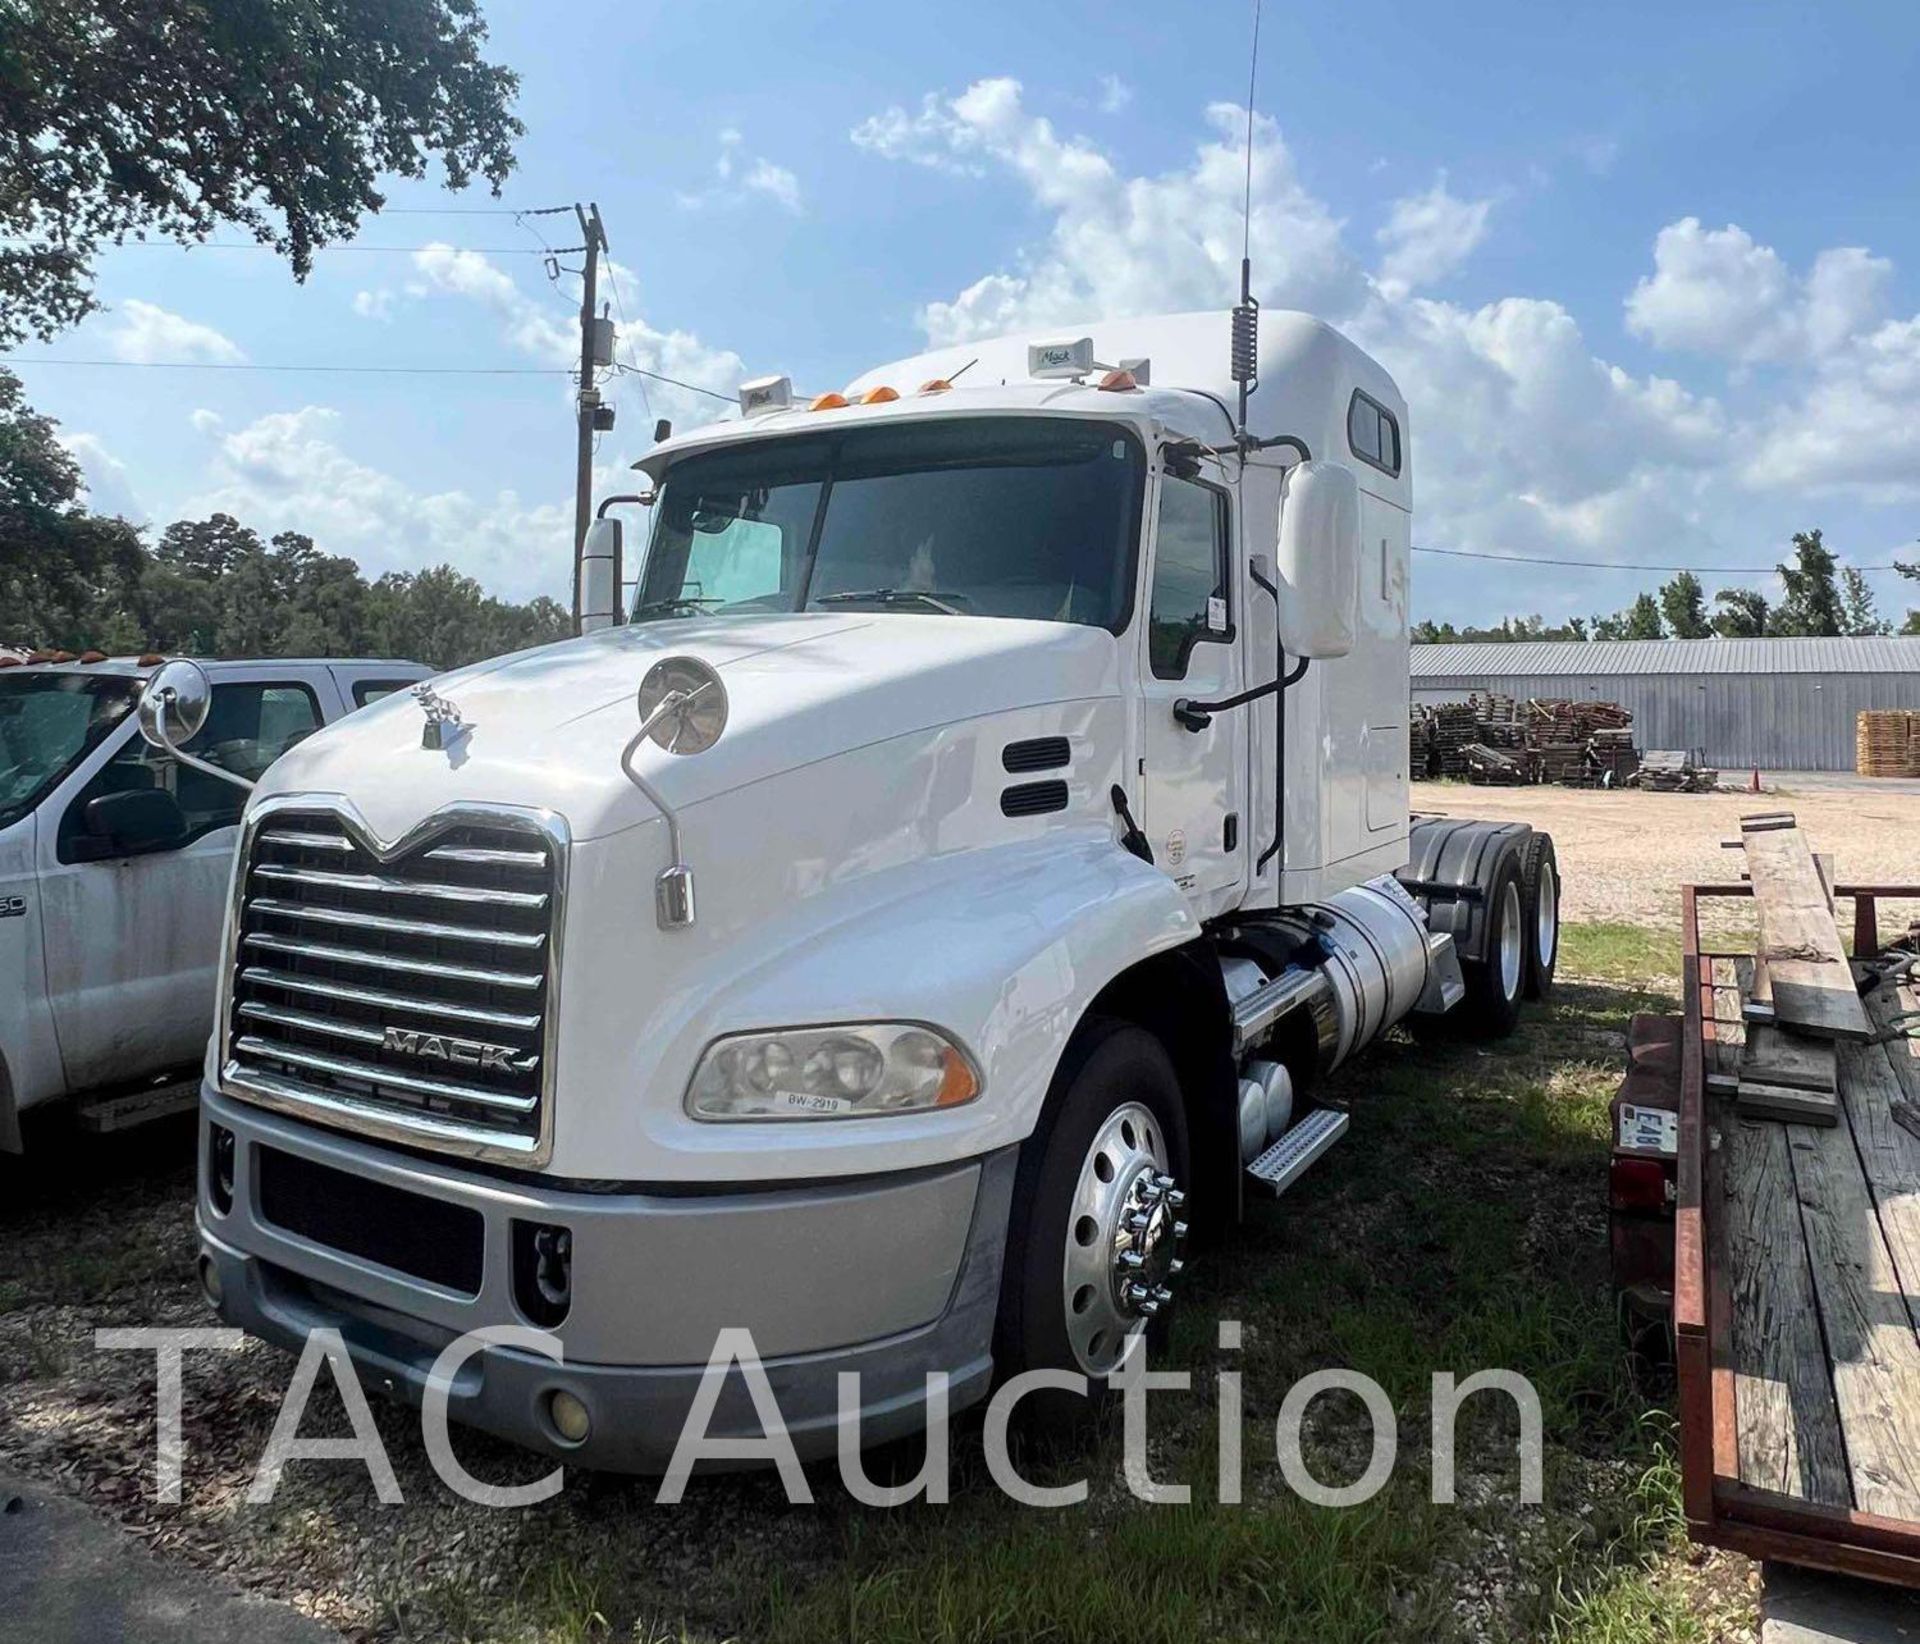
[197,1086,1015,1472]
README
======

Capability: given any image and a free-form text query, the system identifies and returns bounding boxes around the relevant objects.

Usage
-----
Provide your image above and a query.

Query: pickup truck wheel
[995,1018,1190,1419]
[1520,833,1560,1001]
[1456,857,1526,1040]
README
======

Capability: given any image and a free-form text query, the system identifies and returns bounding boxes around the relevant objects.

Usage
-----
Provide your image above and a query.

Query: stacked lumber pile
[1711,813,1871,1126]
[1461,742,1526,784]
[1857,709,1920,778]
[1629,749,1720,793]
[1426,701,1480,778]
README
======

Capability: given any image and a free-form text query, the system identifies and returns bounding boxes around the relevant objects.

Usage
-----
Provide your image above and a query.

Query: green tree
[1840,567,1887,636]
[366,565,568,671]
[1773,529,1844,636]
[1624,592,1665,639]
[1713,587,1771,638]
[0,366,144,647]
[0,0,522,345]
[1658,570,1712,638]
[1897,548,1919,634]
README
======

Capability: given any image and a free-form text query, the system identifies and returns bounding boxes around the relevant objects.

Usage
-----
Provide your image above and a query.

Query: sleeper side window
[1147,475,1230,680]
[1348,389,1402,477]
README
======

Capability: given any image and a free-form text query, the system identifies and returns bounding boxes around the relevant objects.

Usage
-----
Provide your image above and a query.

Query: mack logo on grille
[382,1026,527,1072]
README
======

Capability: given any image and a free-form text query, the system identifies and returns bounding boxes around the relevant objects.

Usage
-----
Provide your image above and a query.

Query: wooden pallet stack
[1857,709,1920,778]
[1428,701,1479,778]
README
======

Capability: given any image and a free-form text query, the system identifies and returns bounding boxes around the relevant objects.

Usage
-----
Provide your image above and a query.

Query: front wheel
[995,1019,1192,1410]
[1456,855,1526,1039]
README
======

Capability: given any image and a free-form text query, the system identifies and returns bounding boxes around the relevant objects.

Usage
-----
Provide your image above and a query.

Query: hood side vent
[1002,736,1070,773]
[1001,780,1069,818]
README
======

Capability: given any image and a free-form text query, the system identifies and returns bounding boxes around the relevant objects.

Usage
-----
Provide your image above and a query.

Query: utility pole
[571,202,609,634]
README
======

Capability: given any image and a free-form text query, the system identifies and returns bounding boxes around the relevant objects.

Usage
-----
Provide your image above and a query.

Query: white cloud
[97,299,243,365]
[352,288,396,322]
[1625,218,1892,365]
[184,406,572,600]
[1374,176,1495,299]
[59,431,145,521]
[678,131,804,215]
[1744,315,1920,498]
[854,78,1361,346]
[1097,74,1132,114]
[410,242,573,361]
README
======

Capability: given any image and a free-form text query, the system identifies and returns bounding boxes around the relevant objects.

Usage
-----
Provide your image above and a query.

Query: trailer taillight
[1610,1155,1673,1213]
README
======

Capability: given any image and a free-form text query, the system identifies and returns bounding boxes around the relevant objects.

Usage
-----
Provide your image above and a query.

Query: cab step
[76,1076,199,1134]
[1245,1107,1349,1196]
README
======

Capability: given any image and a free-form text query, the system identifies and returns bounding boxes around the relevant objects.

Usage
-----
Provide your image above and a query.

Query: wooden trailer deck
[1678,883,1920,1584]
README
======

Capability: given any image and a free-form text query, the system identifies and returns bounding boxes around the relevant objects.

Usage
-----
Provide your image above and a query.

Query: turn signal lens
[687,1023,982,1121]
[860,385,900,404]
[809,391,850,411]
[1097,369,1138,391]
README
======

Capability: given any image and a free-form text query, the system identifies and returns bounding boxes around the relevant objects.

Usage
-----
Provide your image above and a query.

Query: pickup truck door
[37,672,334,1091]
[1134,468,1249,920]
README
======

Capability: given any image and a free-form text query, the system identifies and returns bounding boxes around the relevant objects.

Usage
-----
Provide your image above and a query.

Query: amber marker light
[809,391,850,411]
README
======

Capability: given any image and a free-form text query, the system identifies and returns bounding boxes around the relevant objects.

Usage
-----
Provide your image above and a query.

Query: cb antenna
[1231,0,1264,441]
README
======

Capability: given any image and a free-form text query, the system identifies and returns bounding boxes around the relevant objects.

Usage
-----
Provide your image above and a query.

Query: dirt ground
[1414,778,1920,932]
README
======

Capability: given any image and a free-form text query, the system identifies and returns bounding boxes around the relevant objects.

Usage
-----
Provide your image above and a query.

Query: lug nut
[1118,1249,1145,1271]
[1165,1189,1187,1210]
[1168,1258,1186,1278]
[1172,1221,1188,1241]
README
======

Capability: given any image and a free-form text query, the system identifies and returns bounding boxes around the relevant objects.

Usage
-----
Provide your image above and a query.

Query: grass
[3,922,1743,1642]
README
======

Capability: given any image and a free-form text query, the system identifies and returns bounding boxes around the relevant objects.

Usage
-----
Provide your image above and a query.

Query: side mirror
[1274,461,1360,661]
[581,517,622,633]
[81,789,187,857]
[136,658,254,792]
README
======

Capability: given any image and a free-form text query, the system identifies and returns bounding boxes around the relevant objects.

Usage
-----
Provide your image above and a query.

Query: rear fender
[1398,816,1532,964]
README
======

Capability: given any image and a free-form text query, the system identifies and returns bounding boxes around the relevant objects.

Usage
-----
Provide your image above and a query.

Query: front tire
[995,1019,1191,1412]
[1457,855,1526,1039]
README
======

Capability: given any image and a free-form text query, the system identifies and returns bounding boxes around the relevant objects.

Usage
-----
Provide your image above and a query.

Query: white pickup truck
[187,309,1561,1469]
[0,654,428,1149]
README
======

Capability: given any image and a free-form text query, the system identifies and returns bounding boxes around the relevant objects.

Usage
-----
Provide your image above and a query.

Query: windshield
[0,672,140,829]
[633,416,1144,629]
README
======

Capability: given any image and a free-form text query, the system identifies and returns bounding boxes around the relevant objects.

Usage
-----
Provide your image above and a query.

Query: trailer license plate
[1618,1103,1678,1156]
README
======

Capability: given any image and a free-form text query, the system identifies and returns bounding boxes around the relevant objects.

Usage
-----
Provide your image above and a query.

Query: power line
[5,356,566,376]
[0,240,558,255]
[1414,544,1909,574]
[610,361,735,406]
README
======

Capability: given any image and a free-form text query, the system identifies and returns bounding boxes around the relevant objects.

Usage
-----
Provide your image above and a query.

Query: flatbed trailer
[1676,881,1920,1586]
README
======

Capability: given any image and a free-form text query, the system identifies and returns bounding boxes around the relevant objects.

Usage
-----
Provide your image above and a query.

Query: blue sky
[11,0,1920,628]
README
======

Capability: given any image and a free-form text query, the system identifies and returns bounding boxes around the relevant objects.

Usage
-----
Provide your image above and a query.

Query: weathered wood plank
[1839,1031,1920,1349]
[1744,1023,1839,1094]
[1870,969,1920,1142]
[1743,821,1873,1042]
[1738,1078,1840,1126]
[1724,1114,1852,1503]
[1746,955,1777,1025]
[1786,1103,1920,1520]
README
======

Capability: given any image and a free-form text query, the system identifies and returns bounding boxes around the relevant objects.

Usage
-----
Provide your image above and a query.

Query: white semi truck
[185,310,1560,1468]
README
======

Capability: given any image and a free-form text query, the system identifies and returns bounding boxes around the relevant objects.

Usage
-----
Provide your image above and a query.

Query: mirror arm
[153,695,255,792]
[618,688,699,930]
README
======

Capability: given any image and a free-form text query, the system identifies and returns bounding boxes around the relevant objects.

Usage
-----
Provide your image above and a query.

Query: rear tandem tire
[1456,854,1526,1040]
[1520,832,1560,1002]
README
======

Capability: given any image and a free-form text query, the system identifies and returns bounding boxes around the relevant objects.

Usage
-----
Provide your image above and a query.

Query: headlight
[686,1023,981,1121]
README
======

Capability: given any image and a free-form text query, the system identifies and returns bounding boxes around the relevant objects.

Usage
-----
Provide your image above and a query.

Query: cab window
[1147,475,1230,679]
[58,681,322,861]
[350,678,415,708]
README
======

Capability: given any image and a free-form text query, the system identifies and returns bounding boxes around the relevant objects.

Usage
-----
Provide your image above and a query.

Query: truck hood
[258,613,1122,842]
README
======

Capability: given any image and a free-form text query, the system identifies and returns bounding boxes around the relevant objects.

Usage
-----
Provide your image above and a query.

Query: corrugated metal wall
[1410,673,1920,770]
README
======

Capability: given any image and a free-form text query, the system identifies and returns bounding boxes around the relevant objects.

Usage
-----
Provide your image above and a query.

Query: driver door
[37,675,326,1090]
[1136,470,1248,918]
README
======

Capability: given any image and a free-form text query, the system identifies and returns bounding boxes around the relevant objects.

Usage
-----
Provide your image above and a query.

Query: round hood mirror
[138,658,214,750]
[636,656,728,755]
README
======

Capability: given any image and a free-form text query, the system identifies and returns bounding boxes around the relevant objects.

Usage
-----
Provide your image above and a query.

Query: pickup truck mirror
[581,517,622,634]
[1274,460,1360,661]
[136,658,254,793]
[80,788,188,858]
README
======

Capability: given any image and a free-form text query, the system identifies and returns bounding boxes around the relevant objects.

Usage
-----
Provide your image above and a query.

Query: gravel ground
[1414,778,1920,932]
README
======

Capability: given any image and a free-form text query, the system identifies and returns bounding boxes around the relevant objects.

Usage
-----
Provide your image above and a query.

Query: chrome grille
[225,808,561,1158]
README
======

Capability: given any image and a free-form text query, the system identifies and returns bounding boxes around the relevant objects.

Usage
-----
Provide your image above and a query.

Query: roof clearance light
[1096,369,1138,392]
[918,378,954,395]
[809,391,850,411]
[738,374,793,417]
[860,385,900,404]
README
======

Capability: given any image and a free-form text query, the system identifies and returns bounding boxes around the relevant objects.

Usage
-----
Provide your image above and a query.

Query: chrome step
[76,1077,199,1134]
[1230,967,1331,1055]
[1245,1107,1349,1197]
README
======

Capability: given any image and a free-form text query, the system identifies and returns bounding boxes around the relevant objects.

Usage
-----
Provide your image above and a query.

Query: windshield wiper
[813,588,971,615]
[631,596,723,619]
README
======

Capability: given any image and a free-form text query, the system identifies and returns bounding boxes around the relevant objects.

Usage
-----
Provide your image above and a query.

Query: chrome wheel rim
[1499,880,1524,1000]
[1061,1101,1187,1376]
[1536,859,1559,970]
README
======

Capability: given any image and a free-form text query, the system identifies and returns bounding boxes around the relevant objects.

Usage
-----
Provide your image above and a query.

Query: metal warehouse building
[1410,637,1920,772]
